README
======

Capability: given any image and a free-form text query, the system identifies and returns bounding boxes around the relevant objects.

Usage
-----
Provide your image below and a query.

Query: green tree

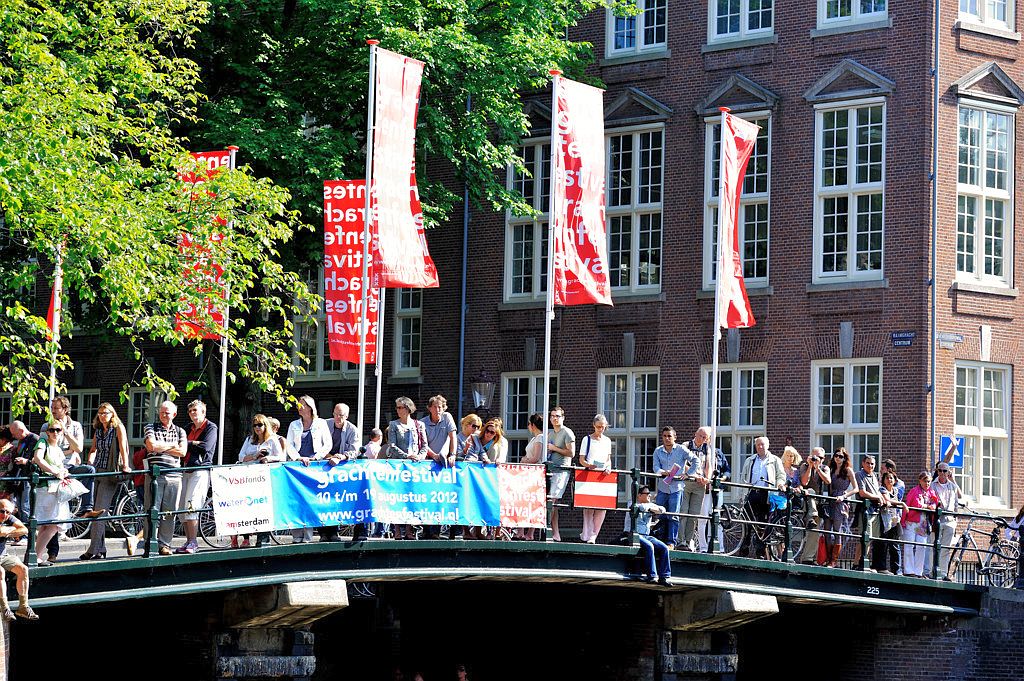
[0,0,317,416]
[187,0,610,248]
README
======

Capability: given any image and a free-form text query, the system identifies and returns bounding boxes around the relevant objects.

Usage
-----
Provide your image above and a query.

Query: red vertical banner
[371,48,438,289]
[717,111,760,329]
[176,150,230,339]
[551,77,611,307]
[324,180,378,364]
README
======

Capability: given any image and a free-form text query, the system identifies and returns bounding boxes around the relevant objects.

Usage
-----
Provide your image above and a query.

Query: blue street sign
[940,435,964,469]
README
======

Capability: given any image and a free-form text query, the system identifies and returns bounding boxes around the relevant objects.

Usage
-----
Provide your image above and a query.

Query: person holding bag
[578,414,613,544]
[32,422,74,565]
[80,404,131,560]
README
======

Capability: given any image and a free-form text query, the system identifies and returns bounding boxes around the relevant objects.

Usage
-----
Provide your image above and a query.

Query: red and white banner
[717,111,760,329]
[324,180,378,364]
[551,77,611,307]
[176,150,231,339]
[45,263,61,341]
[371,48,438,289]
[573,469,619,510]
[498,464,547,528]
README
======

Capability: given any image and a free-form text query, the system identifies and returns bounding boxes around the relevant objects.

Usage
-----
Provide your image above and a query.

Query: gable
[952,62,1024,106]
[698,74,778,116]
[804,59,895,103]
[605,87,673,126]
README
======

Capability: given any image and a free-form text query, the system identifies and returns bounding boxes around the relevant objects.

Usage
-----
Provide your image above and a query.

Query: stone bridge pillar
[214,580,348,680]
[658,589,779,680]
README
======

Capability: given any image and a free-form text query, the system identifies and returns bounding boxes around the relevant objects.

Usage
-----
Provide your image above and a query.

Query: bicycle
[716,492,807,560]
[66,478,140,540]
[947,510,1019,587]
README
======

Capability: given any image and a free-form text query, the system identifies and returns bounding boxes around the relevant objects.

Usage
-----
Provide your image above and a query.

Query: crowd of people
[0,392,1018,622]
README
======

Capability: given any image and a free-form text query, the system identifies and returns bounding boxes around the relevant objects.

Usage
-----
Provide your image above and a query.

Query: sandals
[78,552,106,561]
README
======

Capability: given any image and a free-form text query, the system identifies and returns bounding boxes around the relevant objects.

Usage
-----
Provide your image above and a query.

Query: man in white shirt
[930,463,962,580]
[738,436,785,558]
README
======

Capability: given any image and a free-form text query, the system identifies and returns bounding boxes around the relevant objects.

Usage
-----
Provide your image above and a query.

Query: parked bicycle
[718,492,807,560]
[947,508,1019,587]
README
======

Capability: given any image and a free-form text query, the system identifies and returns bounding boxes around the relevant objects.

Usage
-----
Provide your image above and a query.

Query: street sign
[937,332,964,344]
[940,435,964,469]
[891,331,915,347]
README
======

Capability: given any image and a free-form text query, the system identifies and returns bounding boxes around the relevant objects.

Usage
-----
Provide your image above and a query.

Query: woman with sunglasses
[235,414,284,547]
[478,418,507,465]
[902,471,940,577]
[386,397,429,539]
[821,447,859,568]
[455,414,483,462]
[32,422,73,565]
[80,404,131,560]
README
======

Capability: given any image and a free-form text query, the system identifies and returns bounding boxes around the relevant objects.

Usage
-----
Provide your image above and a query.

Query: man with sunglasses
[930,463,962,580]
[175,400,218,555]
[0,499,38,619]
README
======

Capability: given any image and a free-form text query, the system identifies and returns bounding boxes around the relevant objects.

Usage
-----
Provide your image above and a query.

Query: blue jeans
[655,490,681,545]
[637,534,671,578]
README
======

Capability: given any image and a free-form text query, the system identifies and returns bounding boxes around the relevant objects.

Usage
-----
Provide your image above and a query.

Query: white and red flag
[371,48,438,289]
[551,76,611,306]
[45,264,61,341]
[573,469,619,509]
[324,180,378,364]
[716,110,760,329]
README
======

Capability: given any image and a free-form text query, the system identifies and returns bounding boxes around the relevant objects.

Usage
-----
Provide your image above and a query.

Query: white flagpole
[214,146,238,466]
[373,286,386,431]
[357,40,379,441]
[542,70,561,457]
[710,108,732,479]
[47,244,63,405]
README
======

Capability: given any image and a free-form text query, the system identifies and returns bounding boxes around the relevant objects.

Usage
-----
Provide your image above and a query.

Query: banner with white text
[210,464,276,537]
[324,179,378,363]
[551,77,611,307]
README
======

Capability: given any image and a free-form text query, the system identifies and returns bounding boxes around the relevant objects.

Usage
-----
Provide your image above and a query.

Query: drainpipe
[457,95,472,421]
[929,0,940,465]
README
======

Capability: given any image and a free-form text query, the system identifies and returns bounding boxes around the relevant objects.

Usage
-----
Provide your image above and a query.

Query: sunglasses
[48,428,63,433]
[485,429,496,434]
[253,424,265,428]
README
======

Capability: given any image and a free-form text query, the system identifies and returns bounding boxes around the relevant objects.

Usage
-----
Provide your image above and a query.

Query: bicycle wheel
[985,541,1019,588]
[198,502,232,549]
[113,490,144,538]
[946,538,969,582]
[768,512,807,561]
[718,504,746,556]
[65,495,90,539]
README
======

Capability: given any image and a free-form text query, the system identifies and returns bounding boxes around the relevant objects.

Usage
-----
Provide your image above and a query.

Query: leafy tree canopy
[0,0,317,416]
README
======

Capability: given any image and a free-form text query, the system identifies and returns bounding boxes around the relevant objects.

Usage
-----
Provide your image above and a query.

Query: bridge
[12,539,1022,681]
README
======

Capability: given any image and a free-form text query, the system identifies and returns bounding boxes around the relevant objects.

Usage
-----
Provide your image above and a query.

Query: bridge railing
[6,460,1019,587]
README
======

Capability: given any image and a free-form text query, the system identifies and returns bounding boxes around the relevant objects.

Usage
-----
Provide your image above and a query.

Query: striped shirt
[144,422,186,475]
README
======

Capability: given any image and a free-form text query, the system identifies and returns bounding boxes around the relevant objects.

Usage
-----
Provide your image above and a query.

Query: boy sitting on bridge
[0,498,38,620]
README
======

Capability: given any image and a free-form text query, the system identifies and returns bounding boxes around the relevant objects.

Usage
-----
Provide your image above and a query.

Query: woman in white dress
[517,413,546,540]
[33,422,73,565]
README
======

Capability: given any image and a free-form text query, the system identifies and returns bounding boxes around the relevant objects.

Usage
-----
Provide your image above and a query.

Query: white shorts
[180,470,210,521]
[548,454,572,500]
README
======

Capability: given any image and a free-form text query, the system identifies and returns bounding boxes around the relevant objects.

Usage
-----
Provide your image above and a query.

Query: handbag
[50,477,89,504]
[816,535,828,565]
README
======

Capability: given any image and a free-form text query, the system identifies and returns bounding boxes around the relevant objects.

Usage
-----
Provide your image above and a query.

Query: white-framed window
[501,371,559,460]
[608,127,664,294]
[959,0,1013,29]
[956,103,1013,287]
[294,268,356,381]
[811,360,882,466]
[813,99,885,283]
[394,288,422,377]
[818,0,887,27]
[708,0,774,43]
[0,394,11,427]
[505,141,551,302]
[125,388,168,443]
[703,113,771,289]
[607,0,668,57]
[702,364,767,500]
[955,361,1010,507]
[67,390,101,442]
[599,368,659,501]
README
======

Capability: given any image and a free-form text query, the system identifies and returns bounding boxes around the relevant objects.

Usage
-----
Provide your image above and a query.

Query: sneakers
[0,607,14,622]
[174,541,198,555]
[657,577,671,587]
[15,605,38,620]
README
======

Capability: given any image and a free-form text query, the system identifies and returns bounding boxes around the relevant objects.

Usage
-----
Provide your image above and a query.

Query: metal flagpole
[542,70,561,457]
[47,243,63,405]
[216,145,238,466]
[357,40,379,440]
[374,286,386,430]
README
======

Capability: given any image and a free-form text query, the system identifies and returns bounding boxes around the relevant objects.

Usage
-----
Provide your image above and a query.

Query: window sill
[955,19,1021,41]
[952,280,1019,298]
[810,17,892,38]
[697,285,773,299]
[806,278,888,293]
[600,49,671,67]
[293,376,359,388]
[498,299,546,311]
[701,34,777,54]
[611,291,666,304]
[388,375,424,386]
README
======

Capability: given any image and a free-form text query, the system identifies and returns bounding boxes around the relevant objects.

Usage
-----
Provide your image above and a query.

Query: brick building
[18,1,1022,518]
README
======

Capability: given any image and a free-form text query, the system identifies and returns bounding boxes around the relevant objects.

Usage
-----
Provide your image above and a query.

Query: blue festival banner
[270,460,501,529]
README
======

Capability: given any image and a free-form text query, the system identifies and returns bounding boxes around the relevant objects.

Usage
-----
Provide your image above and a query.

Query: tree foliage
[0,0,317,416]
[187,0,610,252]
